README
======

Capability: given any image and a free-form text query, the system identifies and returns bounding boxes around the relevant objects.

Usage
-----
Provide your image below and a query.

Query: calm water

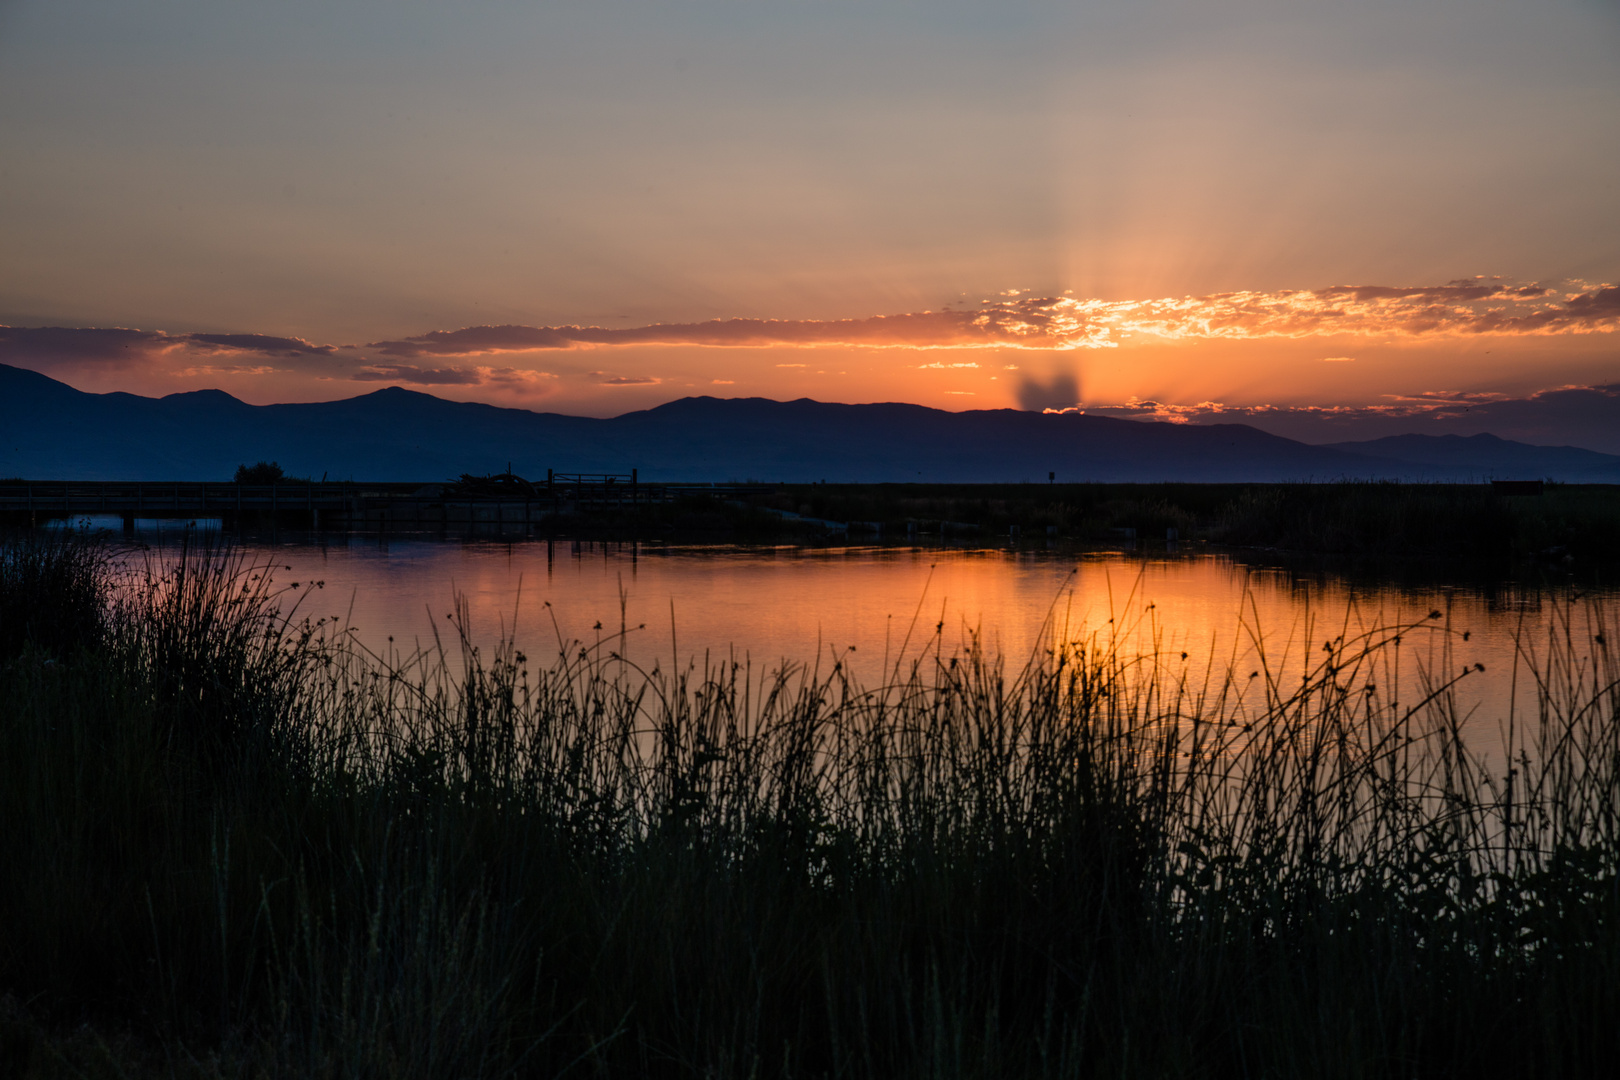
[94,518,1617,742]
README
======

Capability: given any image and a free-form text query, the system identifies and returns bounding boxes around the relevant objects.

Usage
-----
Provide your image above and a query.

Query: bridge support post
[122,512,135,535]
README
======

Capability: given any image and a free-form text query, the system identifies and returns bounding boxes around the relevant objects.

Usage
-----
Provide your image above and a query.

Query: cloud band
[1,278,1613,390]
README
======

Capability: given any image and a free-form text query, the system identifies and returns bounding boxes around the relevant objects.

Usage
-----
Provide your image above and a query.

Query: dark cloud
[1315,280,1549,304]
[0,325,337,367]
[1562,286,1620,321]
[1318,283,1498,302]
[1465,285,1620,334]
[364,308,1065,358]
[367,325,575,357]
[0,323,566,392]
[185,333,334,356]
[0,325,166,365]
[1015,370,1080,412]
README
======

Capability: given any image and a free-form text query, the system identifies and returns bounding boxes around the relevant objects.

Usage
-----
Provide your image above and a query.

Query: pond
[88,518,1617,754]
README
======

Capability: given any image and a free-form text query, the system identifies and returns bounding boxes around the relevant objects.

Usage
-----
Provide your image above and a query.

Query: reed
[0,528,109,661]
[0,536,1615,1078]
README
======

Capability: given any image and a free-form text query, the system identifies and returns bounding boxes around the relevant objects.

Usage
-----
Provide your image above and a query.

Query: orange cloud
[355,278,1617,357]
[0,326,335,366]
[2,278,1613,392]
[3,276,1607,411]
[361,308,1086,356]
[1086,383,1620,448]
[348,363,554,386]
[352,363,486,385]
[589,371,661,386]
[1099,280,1617,342]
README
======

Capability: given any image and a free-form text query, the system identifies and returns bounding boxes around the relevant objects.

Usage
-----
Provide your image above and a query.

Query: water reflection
[100,530,1611,751]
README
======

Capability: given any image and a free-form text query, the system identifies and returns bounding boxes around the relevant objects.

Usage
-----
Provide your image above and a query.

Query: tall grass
[0,528,108,660]
[0,535,1616,1078]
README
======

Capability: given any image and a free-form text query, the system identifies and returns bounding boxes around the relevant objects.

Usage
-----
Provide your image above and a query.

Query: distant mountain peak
[356,385,443,401]
[160,387,248,405]
[5,364,1620,483]
[1323,431,1620,473]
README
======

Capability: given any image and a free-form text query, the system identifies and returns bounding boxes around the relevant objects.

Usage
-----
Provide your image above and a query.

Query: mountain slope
[4,363,1594,483]
[1323,433,1620,482]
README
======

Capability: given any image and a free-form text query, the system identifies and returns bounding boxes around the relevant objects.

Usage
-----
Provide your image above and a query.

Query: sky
[1,0,1616,432]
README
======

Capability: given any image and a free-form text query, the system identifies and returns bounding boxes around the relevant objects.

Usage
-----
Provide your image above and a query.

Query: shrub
[233,461,284,484]
[0,528,107,661]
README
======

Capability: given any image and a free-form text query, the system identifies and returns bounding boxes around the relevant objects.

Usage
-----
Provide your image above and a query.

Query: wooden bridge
[0,476,775,529]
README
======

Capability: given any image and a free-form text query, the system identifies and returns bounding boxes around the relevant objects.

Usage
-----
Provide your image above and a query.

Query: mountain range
[5,363,1619,484]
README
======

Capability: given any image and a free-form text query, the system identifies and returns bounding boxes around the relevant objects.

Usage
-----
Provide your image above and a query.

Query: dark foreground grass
[1,530,1617,1078]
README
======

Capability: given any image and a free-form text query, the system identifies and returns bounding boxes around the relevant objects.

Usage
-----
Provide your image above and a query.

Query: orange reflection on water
[225,537,1600,748]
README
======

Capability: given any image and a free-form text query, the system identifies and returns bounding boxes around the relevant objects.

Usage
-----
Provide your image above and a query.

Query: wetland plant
[0,536,1615,1078]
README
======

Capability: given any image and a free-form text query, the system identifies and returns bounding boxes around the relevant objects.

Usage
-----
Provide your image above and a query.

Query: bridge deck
[0,481,774,521]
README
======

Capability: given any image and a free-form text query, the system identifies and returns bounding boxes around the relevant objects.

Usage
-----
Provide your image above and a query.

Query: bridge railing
[0,481,383,514]
[547,470,636,486]
[0,478,783,517]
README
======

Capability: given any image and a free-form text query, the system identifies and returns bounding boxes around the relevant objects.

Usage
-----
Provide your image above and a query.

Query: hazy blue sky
[1,0,1615,414]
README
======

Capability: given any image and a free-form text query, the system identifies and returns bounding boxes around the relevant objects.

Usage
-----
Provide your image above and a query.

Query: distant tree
[234,461,285,484]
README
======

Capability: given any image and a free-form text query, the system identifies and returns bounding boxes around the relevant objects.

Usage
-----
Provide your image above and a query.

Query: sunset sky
[1,0,1616,427]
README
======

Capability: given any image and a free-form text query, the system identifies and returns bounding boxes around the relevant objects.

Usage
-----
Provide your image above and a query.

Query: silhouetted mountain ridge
[4,364,1618,483]
[1323,432,1620,478]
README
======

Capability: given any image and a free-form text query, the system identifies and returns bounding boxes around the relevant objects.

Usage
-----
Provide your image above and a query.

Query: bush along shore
[753,481,1620,562]
[374,480,1620,563]
[12,481,1618,564]
[1,529,1617,1078]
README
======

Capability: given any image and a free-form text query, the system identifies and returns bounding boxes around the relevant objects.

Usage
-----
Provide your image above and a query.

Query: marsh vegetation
[764,481,1620,561]
[0,530,1616,1078]
[443,480,1620,563]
